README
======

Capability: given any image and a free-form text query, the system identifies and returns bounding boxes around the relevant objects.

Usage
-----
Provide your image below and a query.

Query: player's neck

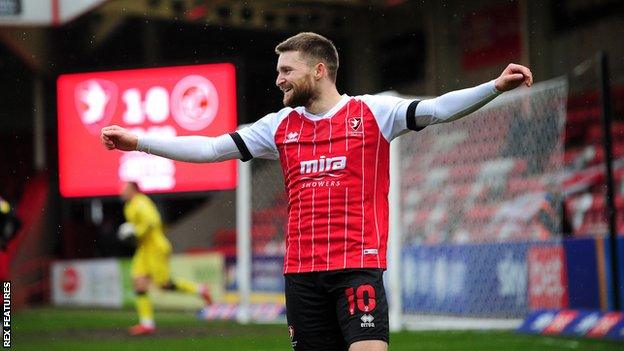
[305,86,341,115]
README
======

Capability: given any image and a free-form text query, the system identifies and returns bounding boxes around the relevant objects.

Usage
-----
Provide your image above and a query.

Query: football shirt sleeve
[137,134,241,162]
[232,108,292,161]
[414,80,501,127]
[359,94,416,141]
[126,199,152,240]
[362,80,502,141]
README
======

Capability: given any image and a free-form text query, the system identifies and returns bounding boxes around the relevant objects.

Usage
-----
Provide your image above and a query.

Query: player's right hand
[101,125,138,151]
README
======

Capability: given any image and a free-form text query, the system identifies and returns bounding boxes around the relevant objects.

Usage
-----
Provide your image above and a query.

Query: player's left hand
[494,63,533,92]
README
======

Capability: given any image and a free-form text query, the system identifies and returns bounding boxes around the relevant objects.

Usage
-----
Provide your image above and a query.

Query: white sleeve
[234,108,292,160]
[136,134,241,162]
[359,94,413,141]
[414,80,501,127]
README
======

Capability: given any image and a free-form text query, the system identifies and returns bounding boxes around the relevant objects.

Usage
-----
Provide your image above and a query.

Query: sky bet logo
[3,281,10,348]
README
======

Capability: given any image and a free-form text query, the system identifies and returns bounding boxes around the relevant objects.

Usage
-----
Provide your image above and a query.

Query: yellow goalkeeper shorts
[131,247,170,286]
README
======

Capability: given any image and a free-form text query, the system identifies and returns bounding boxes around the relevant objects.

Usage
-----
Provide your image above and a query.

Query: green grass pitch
[9,307,623,351]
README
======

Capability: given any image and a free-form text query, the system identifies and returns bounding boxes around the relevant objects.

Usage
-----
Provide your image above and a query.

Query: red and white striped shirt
[236,94,418,273]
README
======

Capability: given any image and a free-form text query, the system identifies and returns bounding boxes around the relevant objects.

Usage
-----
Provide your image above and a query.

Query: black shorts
[284,268,389,351]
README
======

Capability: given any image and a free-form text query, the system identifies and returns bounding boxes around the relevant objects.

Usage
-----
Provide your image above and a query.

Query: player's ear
[314,62,325,80]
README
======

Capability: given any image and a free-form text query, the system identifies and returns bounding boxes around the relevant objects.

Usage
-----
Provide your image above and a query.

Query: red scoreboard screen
[57,63,238,198]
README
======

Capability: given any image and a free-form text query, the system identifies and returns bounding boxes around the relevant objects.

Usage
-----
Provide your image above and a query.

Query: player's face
[276,51,318,108]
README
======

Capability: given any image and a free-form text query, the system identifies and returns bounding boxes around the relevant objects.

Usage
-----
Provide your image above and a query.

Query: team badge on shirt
[347,117,363,136]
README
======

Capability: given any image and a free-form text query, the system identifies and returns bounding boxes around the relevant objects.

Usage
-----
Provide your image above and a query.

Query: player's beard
[282,76,318,108]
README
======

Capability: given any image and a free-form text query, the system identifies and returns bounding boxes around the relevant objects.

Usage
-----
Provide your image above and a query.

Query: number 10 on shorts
[345,284,376,315]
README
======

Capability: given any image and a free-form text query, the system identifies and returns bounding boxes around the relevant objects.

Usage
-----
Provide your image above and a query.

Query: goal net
[397,77,568,326]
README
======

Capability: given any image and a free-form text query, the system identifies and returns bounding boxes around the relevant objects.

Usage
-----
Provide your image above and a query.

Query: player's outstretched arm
[413,63,532,127]
[100,125,242,163]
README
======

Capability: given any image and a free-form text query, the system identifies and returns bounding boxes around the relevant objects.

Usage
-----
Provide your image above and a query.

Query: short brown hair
[275,32,339,82]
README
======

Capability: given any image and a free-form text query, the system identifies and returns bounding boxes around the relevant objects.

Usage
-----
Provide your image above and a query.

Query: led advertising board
[57,63,237,197]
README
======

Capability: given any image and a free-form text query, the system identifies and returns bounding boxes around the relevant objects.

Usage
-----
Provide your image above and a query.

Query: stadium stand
[561,86,624,236]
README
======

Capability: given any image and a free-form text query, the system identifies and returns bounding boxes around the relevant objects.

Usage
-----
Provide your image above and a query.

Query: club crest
[349,117,362,131]
[347,116,363,136]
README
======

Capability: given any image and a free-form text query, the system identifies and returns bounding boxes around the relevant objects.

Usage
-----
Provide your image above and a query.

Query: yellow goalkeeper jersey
[124,193,172,253]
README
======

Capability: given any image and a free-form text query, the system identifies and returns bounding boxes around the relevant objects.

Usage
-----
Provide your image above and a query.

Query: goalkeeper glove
[117,222,136,241]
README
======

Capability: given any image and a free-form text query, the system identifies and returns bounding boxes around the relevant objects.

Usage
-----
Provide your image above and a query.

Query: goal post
[236,157,252,324]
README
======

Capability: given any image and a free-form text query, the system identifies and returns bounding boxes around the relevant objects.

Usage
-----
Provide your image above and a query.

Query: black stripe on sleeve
[406,100,425,131]
[229,132,253,162]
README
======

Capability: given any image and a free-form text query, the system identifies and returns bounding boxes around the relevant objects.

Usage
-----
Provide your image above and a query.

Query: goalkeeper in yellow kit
[119,181,212,336]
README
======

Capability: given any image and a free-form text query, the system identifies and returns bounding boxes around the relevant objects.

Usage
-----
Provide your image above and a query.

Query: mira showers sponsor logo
[299,155,346,178]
